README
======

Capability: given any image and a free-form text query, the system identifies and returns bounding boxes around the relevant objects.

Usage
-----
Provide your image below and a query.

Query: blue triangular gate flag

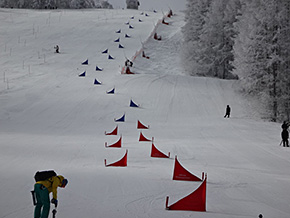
[115,114,125,122]
[96,66,103,71]
[129,25,134,29]
[107,87,115,94]
[94,79,102,85]
[108,55,114,60]
[119,44,124,49]
[82,59,88,65]
[114,38,120,42]
[116,29,121,33]
[79,71,86,77]
[125,34,131,38]
[130,99,139,108]
[102,49,108,54]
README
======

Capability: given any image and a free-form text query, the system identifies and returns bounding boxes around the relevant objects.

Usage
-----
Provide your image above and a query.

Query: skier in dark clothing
[125,59,133,67]
[281,121,289,130]
[281,128,289,147]
[280,121,289,147]
[54,45,59,53]
[224,105,231,118]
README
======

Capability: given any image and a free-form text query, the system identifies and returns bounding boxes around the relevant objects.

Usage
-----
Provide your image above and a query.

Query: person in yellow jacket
[34,175,68,218]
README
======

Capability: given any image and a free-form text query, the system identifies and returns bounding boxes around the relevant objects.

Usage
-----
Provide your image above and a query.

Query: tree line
[0,0,113,9]
[182,0,290,122]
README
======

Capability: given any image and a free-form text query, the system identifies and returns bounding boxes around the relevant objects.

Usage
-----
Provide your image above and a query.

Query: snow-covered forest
[182,0,290,122]
[0,0,113,9]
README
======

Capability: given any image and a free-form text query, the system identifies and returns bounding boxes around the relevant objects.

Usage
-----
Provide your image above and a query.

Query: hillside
[0,8,290,218]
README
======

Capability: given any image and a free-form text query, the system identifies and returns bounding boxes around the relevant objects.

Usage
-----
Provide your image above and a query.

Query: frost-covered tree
[182,0,239,79]
[277,1,290,120]
[234,0,290,121]
[126,0,139,10]
[70,0,95,8]
[181,0,211,76]
[0,0,112,9]
[198,0,240,79]
[96,0,113,9]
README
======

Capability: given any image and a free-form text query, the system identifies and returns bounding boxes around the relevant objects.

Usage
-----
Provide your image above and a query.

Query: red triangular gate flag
[105,125,118,135]
[137,120,149,129]
[104,149,128,167]
[139,132,153,142]
[166,175,207,211]
[151,143,170,158]
[125,67,134,74]
[105,136,122,148]
[173,156,202,181]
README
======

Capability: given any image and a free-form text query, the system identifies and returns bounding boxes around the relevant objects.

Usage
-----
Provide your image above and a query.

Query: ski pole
[279,140,283,146]
[30,190,36,206]
[52,207,57,218]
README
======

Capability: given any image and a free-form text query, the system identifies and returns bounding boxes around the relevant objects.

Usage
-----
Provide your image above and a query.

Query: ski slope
[0,8,290,218]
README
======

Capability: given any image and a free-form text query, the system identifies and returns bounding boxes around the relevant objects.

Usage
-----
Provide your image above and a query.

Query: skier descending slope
[224,105,231,118]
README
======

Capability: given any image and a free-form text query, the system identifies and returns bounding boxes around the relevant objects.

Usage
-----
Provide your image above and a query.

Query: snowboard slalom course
[0,8,290,218]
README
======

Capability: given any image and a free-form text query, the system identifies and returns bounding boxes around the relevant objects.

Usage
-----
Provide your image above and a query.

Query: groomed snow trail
[0,9,289,218]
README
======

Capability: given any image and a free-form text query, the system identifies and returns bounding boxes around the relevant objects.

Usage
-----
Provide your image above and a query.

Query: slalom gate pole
[30,191,36,206]
[52,207,57,218]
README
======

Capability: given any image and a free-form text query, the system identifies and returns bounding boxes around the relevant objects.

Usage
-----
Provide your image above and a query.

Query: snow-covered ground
[0,8,290,218]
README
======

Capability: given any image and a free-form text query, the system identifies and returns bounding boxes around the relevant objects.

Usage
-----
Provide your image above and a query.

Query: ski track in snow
[0,8,290,218]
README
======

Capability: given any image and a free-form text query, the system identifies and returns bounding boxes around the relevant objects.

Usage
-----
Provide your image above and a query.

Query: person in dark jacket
[224,105,231,118]
[281,121,289,130]
[54,45,59,53]
[125,59,133,67]
[281,121,289,147]
[281,128,289,147]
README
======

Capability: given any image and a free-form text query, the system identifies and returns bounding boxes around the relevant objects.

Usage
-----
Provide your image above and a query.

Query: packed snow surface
[0,8,290,218]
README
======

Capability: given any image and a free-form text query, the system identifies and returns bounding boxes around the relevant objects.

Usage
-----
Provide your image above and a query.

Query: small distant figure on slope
[281,121,289,147]
[54,45,59,53]
[125,59,134,74]
[258,214,263,218]
[125,59,133,67]
[224,105,231,118]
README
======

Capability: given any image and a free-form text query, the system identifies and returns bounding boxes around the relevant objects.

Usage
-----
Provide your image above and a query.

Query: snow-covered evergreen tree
[182,0,239,79]
[181,0,211,76]
[96,0,113,9]
[126,0,139,10]
[71,0,95,9]
[198,0,240,79]
[277,1,290,120]
[0,0,112,9]
[234,0,290,121]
